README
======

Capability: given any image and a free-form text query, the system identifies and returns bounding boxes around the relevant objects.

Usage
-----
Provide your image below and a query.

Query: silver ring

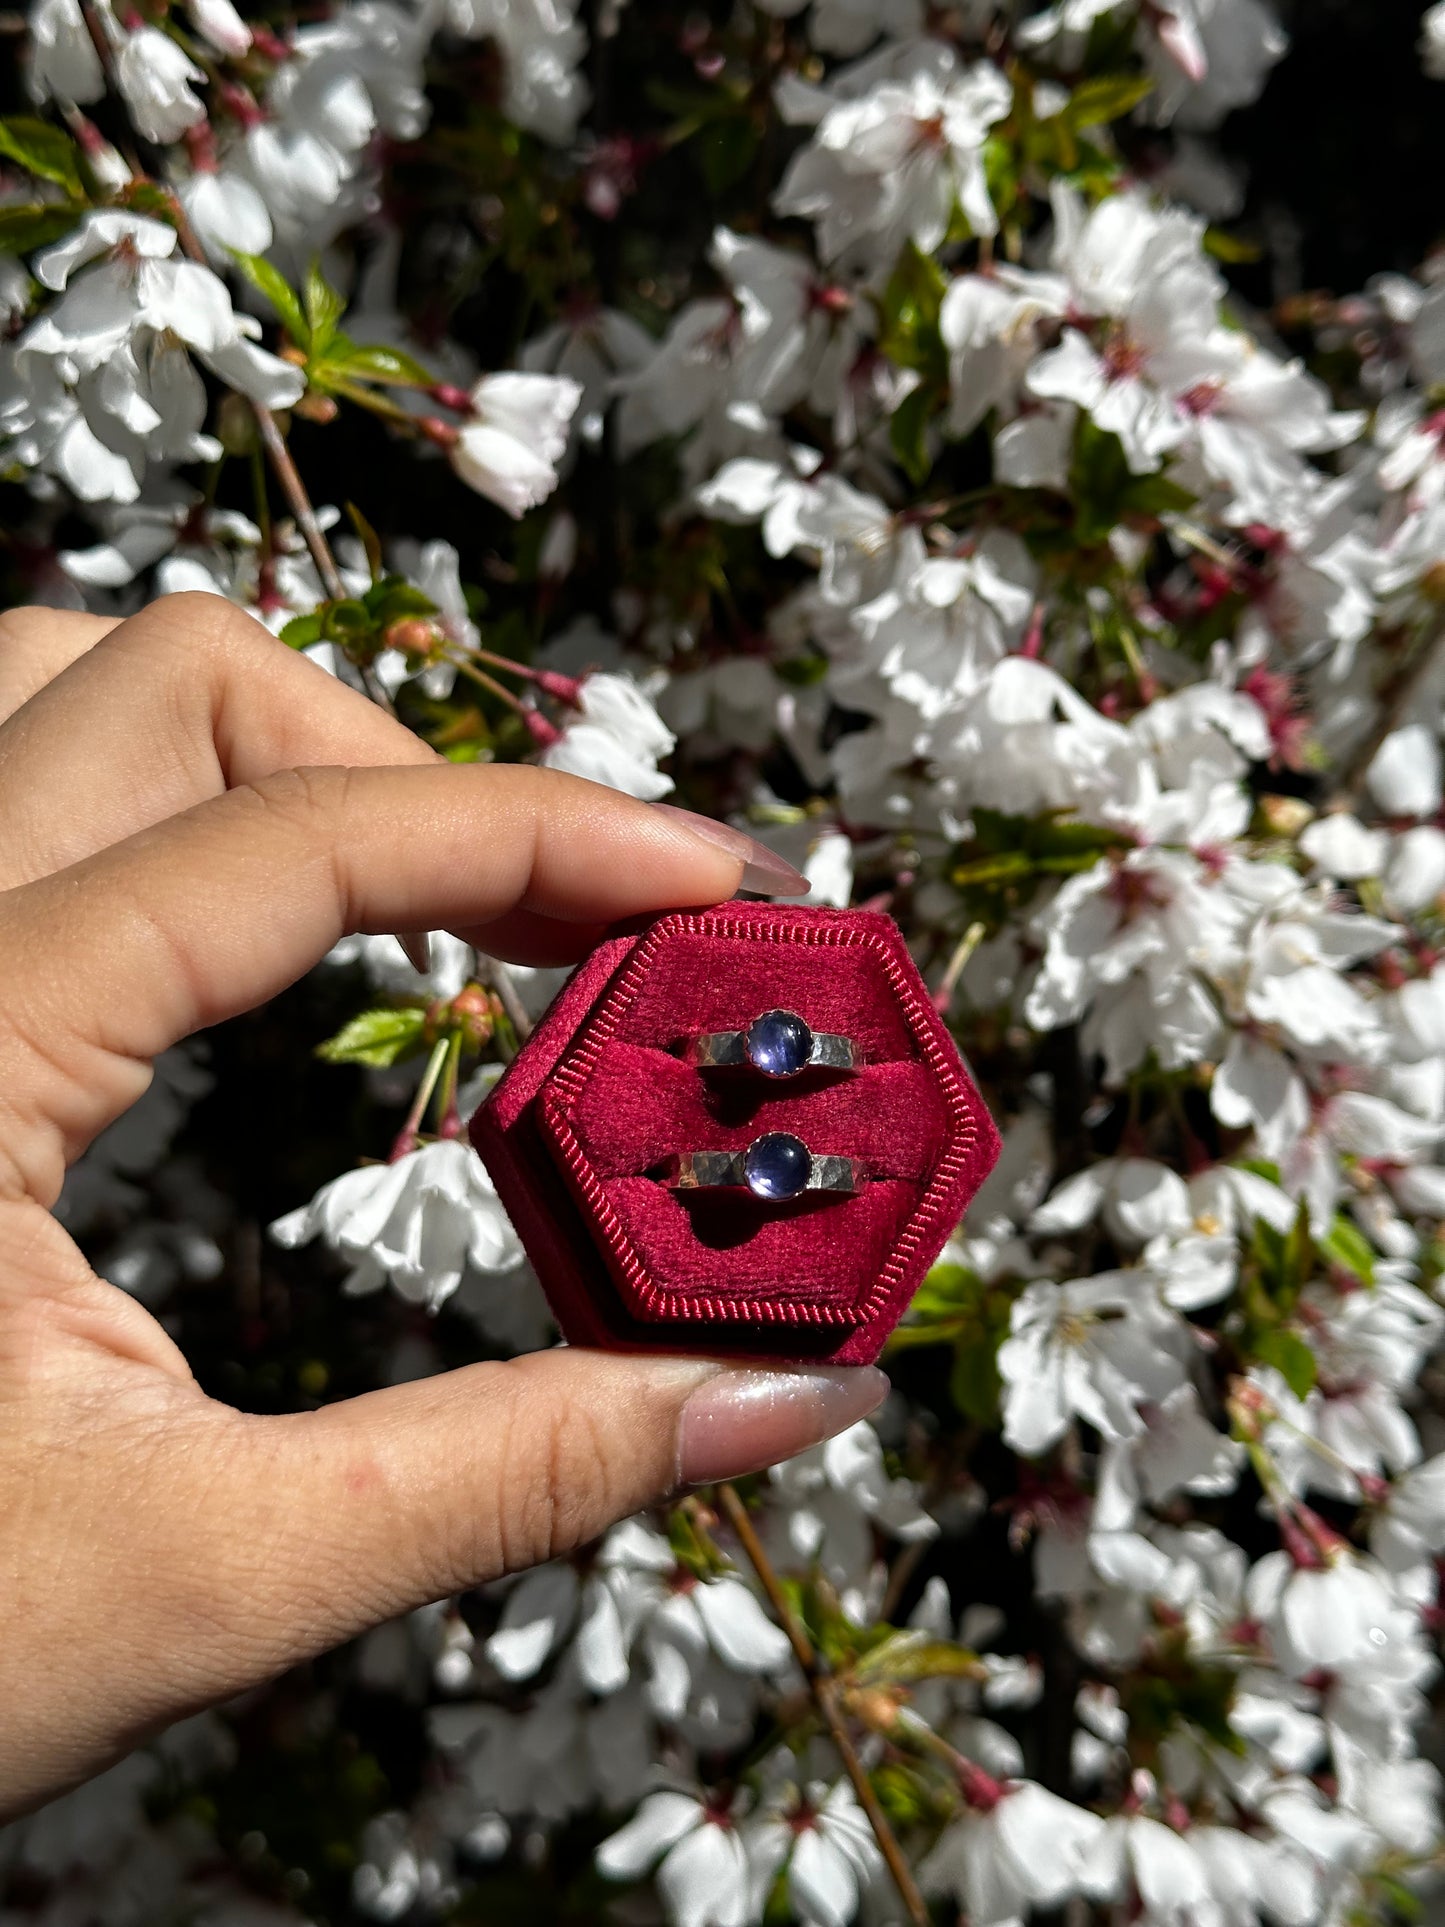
[686,1008,858,1078]
[662,1132,865,1202]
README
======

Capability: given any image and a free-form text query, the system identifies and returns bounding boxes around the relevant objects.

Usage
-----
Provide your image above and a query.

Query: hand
[0,593,887,1819]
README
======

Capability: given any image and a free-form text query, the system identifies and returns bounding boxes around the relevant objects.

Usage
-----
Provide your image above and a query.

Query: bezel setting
[744,1008,815,1078]
[742,1131,813,1201]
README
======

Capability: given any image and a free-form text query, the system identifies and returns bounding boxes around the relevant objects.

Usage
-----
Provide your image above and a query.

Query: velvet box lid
[470,904,1000,1365]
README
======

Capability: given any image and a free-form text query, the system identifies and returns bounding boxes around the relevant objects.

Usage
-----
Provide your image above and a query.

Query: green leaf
[1373,1876,1425,1923]
[895,1259,1017,1427]
[321,598,373,641]
[871,1762,934,1830]
[1119,471,1198,519]
[365,577,438,625]
[1252,1328,1318,1401]
[1120,1642,1242,1754]
[347,502,384,583]
[0,117,85,197]
[1237,1157,1282,1185]
[303,257,347,358]
[279,611,324,649]
[950,1336,1003,1427]
[666,1503,727,1578]
[316,1006,429,1068]
[774,654,829,688]
[950,849,1035,888]
[324,340,437,388]
[1320,1214,1377,1287]
[232,251,307,344]
[1283,1197,1314,1292]
[889,381,936,486]
[948,809,1126,901]
[1064,72,1155,129]
[854,1631,982,1687]
[1203,226,1262,265]
[696,116,759,196]
[1068,416,1196,542]
[119,180,180,221]
[0,200,89,255]
[643,77,748,122]
[876,242,948,385]
[904,1261,978,1323]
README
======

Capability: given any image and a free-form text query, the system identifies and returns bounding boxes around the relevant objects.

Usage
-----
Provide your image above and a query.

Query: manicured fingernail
[653,804,810,897]
[396,930,433,974]
[676,1366,889,1486]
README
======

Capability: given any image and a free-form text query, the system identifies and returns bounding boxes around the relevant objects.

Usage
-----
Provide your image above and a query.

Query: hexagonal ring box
[471,905,1000,1364]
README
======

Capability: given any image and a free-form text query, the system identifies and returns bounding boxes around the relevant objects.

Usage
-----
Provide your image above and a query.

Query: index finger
[0,594,437,890]
[0,763,788,1205]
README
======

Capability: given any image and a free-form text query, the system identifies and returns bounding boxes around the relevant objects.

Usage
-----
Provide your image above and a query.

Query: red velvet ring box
[470,904,1000,1365]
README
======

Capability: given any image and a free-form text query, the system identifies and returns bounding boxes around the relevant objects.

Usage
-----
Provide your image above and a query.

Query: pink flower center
[1101,330,1148,383]
[1179,381,1222,418]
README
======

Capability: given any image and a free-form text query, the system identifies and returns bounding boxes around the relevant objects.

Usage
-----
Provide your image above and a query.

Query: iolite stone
[745,1008,813,1077]
[743,1131,812,1201]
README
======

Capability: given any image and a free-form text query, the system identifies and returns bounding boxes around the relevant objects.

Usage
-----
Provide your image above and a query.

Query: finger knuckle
[97,593,279,739]
[492,1362,617,1573]
[239,762,356,829]
[145,590,273,661]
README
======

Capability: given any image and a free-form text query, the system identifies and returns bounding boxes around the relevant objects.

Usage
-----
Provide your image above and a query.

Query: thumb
[170,1350,885,1693]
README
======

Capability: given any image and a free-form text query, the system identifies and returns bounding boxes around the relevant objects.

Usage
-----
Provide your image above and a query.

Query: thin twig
[1331,611,1445,807]
[476,956,534,1042]
[251,402,346,602]
[716,1483,930,1927]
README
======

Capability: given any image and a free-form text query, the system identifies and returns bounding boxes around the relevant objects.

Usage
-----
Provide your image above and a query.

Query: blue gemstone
[745,1009,813,1078]
[743,1132,812,1201]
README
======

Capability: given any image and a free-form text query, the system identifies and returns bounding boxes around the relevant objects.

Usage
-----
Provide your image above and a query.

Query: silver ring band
[687,1008,858,1078]
[663,1133,864,1201]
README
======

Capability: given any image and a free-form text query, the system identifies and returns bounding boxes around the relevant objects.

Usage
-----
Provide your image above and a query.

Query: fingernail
[676,1366,889,1486]
[653,804,811,898]
[396,930,433,974]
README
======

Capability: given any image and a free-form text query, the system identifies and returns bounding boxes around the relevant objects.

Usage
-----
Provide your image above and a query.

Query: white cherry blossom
[450,372,583,515]
[269,1139,524,1311]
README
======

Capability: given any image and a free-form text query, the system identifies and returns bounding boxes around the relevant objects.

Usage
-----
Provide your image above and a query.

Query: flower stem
[934,919,987,1012]
[715,1482,930,1927]
[435,1030,465,1139]
[447,654,528,712]
[389,1036,451,1161]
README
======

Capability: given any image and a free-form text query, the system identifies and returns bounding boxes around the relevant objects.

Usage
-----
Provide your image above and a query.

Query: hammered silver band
[665,1151,863,1192]
[686,1009,858,1077]
[662,1139,865,1199]
[690,1031,857,1071]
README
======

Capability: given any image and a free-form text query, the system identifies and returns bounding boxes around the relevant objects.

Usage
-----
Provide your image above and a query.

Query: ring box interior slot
[471,905,1000,1365]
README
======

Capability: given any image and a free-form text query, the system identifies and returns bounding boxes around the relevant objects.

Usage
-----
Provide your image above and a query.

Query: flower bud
[385,617,439,658]
[448,984,500,1048]
[216,391,258,455]
[1258,793,1313,838]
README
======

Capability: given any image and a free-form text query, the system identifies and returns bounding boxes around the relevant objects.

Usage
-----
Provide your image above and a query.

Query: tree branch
[1330,610,1445,808]
[716,1482,930,1927]
[250,401,346,603]
[474,956,535,1044]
